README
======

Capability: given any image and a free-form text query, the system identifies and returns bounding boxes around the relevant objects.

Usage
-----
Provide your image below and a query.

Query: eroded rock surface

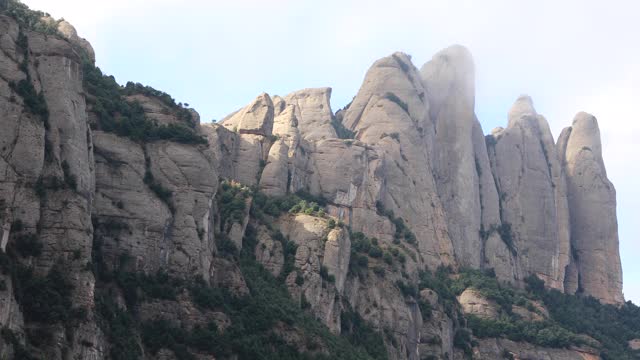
[558,112,623,304]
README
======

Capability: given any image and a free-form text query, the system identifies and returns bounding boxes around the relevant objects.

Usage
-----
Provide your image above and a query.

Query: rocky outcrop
[343,52,454,270]
[0,5,629,358]
[474,338,599,360]
[457,288,499,319]
[278,214,343,332]
[0,13,103,358]
[487,96,571,291]
[421,45,484,269]
[557,113,623,304]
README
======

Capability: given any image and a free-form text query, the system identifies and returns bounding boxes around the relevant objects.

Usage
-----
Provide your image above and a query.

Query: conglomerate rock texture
[0,6,627,360]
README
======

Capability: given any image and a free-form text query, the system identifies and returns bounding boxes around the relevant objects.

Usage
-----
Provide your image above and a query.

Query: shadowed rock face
[0,9,626,359]
[558,112,623,304]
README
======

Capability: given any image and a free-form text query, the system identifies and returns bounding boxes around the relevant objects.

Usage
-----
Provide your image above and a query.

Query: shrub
[453,328,473,357]
[396,280,417,298]
[368,245,383,258]
[340,306,389,360]
[497,223,517,255]
[9,79,49,124]
[372,266,385,278]
[383,92,409,114]
[15,264,74,324]
[13,233,42,257]
[331,116,355,139]
[83,61,205,144]
[524,274,545,295]
[320,265,335,283]
[418,299,432,320]
[383,251,393,265]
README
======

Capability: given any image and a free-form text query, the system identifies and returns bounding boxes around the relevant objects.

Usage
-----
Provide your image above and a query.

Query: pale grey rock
[487,96,570,290]
[322,227,351,293]
[203,122,271,187]
[511,300,548,322]
[558,112,623,304]
[343,51,454,270]
[255,225,284,277]
[457,288,499,319]
[221,93,274,136]
[258,138,290,197]
[0,16,103,358]
[278,214,341,332]
[421,45,483,268]
[56,19,96,63]
[282,87,336,141]
[125,93,196,127]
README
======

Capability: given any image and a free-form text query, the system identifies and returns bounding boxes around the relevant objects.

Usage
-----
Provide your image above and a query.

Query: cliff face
[557,113,623,304]
[0,4,630,360]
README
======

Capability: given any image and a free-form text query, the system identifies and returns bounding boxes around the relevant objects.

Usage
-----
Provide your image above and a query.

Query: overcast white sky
[23,0,639,303]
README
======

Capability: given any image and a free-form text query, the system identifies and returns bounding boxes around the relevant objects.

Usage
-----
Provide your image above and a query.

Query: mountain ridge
[0,1,636,359]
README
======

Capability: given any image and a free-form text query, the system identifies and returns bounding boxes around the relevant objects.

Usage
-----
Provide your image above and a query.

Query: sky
[22,0,639,303]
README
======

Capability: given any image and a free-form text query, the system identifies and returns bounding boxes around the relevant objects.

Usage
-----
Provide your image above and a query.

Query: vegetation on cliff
[83,62,207,144]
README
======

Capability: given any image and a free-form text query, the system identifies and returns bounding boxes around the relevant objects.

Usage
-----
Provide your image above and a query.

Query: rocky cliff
[0,2,635,360]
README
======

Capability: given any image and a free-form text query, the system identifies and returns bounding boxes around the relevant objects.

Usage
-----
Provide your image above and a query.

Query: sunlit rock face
[486,96,571,291]
[558,112,623,304]
[0,7,626,359]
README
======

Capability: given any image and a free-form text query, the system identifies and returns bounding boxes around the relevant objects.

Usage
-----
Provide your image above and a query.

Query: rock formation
[558,112,624,304]
[0,2,631,359]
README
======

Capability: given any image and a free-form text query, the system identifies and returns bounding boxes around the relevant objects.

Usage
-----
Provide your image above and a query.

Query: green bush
[9,79,49,124]
[331,116,355,139]
[375,202,417,244]
[368,245,383,258]
[450,268,515,313]
[372,266,385,278]
[466,315,583,348]
[14,264,74,324]
[383,251,393,265]
[524,274,545,295]
[340,306,389,360]
[320,265,335,283]
[4,1,60,34]
[396,280,417,298]
[453,328,474,357]
[383,92,408,114]
[418,299,432,320]
[95,295,141,360]
[83,61,206,145]
[13,233,42,257]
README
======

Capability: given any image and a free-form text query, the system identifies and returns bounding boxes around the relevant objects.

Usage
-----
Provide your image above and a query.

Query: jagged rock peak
[507,94,537,126]
[559,112,623,304]
[37,16,96,63]
[282,87,336,140]
[566,111,604,165]
[342,51,427,133]
[221,92,274,136]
